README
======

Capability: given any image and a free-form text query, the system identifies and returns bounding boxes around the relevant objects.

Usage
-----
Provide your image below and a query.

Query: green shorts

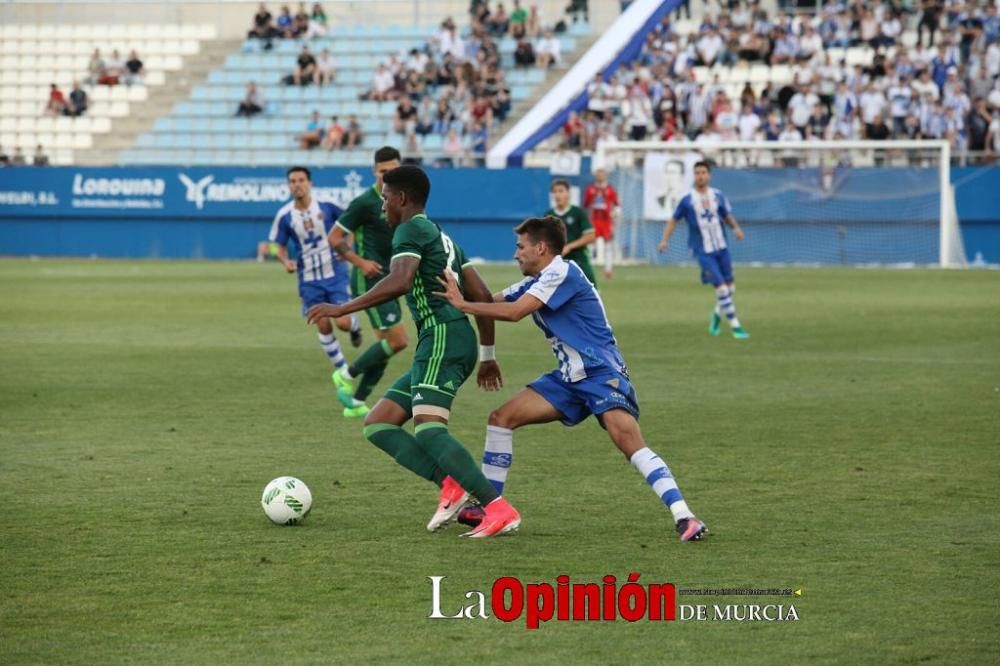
[353,268,404,331]
[384,318,477,413]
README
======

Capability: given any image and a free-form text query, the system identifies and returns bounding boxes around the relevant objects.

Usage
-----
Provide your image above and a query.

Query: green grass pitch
[1,260,998,664]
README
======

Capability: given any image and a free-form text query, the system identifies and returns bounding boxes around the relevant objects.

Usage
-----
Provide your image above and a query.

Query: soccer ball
[261,476,313,525]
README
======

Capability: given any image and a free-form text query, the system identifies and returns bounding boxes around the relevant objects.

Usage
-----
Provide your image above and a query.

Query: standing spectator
[586,73,609,119]
[957,3,984,65]
[986,112,1000,162]
[236,82,265,116]
[510,0,528,38]
[514,37,536,67]
[623,88,653,140]
[85,48,105,85]
[298,110,324,149]
[966,97,992,158]
[10,147,26,166]
[536,30,561,68]
[45,84,67,116]
[66,82,88,116]
[343,115,363,149]
[887,76,913,135]
[919,0,942,48]
[322,116,345,150]
[33,145,49,166]
[125,50,144,86]
[292,46,316,86]
[316,49,336,86]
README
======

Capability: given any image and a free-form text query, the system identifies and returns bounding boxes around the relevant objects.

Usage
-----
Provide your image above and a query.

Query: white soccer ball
[261,476,313,525]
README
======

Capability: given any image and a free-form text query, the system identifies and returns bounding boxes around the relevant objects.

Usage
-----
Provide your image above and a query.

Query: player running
[306,166,522,538]
[327,147,409,419]
[544,179,597,286]
[657,161,750,339]
[269,166,362,388]
[583,168,620,279]
[434,215,707,543]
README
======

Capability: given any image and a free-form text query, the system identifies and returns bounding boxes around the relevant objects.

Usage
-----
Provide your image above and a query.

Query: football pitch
[1,259,997,664]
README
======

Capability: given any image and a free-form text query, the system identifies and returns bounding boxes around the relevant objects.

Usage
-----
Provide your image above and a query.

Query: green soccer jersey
[391,213,470,331]
[545,205,596,281]
[334,185,394,268]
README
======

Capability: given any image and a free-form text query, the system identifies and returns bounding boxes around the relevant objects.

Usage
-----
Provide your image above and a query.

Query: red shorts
[593,217,613,239]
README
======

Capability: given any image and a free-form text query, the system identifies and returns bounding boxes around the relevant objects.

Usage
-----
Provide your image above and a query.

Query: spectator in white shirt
[586,73,609,119]
[696,27,725,66]
[859,83,888,125]
[788,87,817,131]
[623,89,653,140]
[798,24,824,61]
[536,30,561,68]
[737,104,762,141]
[316,49,336,86]
[912,68,940,102]
[778,125,803,166]
[369,63,396,101]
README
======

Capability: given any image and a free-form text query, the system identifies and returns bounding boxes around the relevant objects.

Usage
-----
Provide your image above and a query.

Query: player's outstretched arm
[461,264,502,391]
[328,225,383,278]
[306,255,417,324]
[434,273,543,323]
[657,218,678,253]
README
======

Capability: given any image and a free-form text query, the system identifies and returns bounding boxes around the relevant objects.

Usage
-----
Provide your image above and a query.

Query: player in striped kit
[657,161,750,339]
[269,167,363,405]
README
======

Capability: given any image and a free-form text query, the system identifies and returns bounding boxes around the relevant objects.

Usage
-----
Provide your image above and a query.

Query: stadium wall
[0,166,998,263]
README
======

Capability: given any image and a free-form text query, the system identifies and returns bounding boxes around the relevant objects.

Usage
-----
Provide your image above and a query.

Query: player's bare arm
[328,224,383,278]
[306,255,417,324]
[562,229,596,256]
[273,243,297,273]
[657,218,678,252]
[724,214,745,241]
[435,272,544,322]
[461,264,503,391]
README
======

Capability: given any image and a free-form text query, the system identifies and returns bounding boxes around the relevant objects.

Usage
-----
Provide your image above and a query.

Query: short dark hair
[382,165,430,205]
[286,166,311,181]
[514,216,566,255]
[374,146,401,165]
[550,179,571,191]
[693,161,711,172]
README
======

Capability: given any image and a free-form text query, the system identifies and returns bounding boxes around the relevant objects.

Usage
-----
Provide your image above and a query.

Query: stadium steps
[81,39,243,164]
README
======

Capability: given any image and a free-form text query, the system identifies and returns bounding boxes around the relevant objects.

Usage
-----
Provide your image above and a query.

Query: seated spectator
[292,46,316,86]
[308,2,328,37]
[565,0,588,23]
[770,28,798,64]
[236,82,265,116]
[865,112,891,140]
[292,2,310,38]
[514,37,536,67]
[404,69,427,100]
[536,30,561,68]
[986,112,1000,163]
[432,97,457,134]
[66,82,88,116]
[299,110,324,149]
[344,115,363,148]
[402,130,423,165]
[471,95,494,128]
[45,84,67,116]
[876,11,902,49]
[276,5,295,38]
[393,96,419,134]
[102,49,126,85]
[623,88,653,140]
[696,26,725,66]
[737,103,761,141]
[249,3,276,41]
[316,48,335,86]
[562,110,584,148]
[489,3,510,36]
[442,127,466,166]
[369,63,396,101]
[777,124,803,165]
[125,50,145,86]
[799,24,824,62]
[468,120,488,165]
[587,73,609,119]
[85,48,105,86]
[33,144,49,166]
[322,115,345,150]
[510,0,528,38]
[0,146,8,166]
[10,147,26,166]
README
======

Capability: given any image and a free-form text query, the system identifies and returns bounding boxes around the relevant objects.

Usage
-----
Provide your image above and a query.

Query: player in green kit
[307,166,522,538]
[544,179,597,286]
[327,147,408,419]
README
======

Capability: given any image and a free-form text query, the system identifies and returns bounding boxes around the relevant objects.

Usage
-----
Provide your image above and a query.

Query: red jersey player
[583,167,620,278]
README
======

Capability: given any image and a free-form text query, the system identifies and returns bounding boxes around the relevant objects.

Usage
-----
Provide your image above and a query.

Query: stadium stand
[529,1,1000,163]
[121,17,588,167]
[0,23,217,165]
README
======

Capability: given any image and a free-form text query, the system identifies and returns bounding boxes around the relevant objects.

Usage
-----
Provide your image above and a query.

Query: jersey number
[440,232,459,281]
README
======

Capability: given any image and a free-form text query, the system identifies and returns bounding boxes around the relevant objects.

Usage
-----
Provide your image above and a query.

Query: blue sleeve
[672,196,688,223]
[502,276,534,302]
[269,212,291,245]
[320,201,342,224]
[717,191,731,219]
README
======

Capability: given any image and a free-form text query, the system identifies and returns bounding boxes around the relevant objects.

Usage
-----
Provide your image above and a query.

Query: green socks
[363,424,445,485]
[351,339,395,402]
[414,422,499,505]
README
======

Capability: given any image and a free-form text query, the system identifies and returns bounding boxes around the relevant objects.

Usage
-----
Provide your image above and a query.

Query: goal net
[596,140,966,268]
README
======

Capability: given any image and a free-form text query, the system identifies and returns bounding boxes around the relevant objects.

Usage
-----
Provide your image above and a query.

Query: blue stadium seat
[153,118,173,132]
[423,134,442,150]
[174,118,194,132]
[136,133,155,147]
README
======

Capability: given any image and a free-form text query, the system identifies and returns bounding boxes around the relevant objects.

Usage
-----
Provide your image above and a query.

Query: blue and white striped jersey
[503,256,626,383]
[268,198,345,283]
[672,188,732,254]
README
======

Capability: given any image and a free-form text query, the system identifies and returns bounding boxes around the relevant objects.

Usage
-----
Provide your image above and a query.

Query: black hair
[514,216,567,255]
[374,146,401,165]
[286,166,311,181]
[382,165,430,205]
[693,161,711,172]
[550,178,571,191]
